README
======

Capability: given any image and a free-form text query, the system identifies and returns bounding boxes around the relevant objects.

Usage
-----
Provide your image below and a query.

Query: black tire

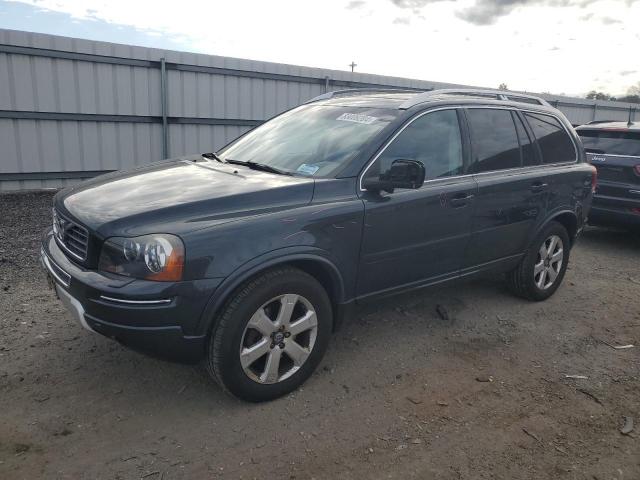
[206,267,332,402]
[507,221,571,301]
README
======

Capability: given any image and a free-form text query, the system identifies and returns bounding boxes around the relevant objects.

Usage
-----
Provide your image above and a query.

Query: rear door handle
[530,182,548,193]
[449,193,474,208]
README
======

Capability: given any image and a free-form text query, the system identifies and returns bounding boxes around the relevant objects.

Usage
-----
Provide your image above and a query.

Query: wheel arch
[197,249,348,337]
[508,211,574,302]
[531,210,578,249]
[544,210,579,246]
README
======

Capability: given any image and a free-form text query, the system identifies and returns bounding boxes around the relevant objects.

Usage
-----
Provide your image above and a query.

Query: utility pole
[349,61,357,72]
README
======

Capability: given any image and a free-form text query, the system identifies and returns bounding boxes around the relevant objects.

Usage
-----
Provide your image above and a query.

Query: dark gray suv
[41,88,596,401]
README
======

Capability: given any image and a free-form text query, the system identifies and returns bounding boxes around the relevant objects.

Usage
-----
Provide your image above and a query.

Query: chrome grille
[53,209,89,261]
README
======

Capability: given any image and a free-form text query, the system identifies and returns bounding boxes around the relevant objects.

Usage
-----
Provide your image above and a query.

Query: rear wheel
[507,221,570,301]
[206,267,332,402]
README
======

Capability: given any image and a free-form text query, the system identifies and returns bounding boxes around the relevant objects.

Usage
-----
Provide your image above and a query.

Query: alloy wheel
[534,234,564,290]
[239,294,318,384]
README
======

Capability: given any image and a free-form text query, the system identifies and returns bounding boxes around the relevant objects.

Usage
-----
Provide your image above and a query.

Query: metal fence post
[324,76,330,93]
[592,103,598,121]
[160,58,169,159]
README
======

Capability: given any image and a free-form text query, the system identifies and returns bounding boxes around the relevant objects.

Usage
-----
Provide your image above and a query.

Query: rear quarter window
[524,113,576,164]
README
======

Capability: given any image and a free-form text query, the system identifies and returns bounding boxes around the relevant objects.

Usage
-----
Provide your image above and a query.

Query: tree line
[497,82,639,104]
[585,82,640,104]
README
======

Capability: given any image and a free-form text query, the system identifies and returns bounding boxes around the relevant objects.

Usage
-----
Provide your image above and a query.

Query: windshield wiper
[202,152,224,163]
[225,159,293,176]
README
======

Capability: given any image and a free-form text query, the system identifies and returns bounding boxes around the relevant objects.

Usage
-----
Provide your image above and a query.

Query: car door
[523,111,581,217]
[462,108,549,270]
[357,108,477,298]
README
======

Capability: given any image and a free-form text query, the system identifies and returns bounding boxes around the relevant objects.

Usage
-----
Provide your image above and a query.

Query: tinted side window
[514,113,537,166]
[524,113,576,164]
[467,109,521,173]
[367,109,463,182]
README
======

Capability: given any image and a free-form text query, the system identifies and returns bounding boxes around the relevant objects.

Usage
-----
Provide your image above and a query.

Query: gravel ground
[1,191,639,480]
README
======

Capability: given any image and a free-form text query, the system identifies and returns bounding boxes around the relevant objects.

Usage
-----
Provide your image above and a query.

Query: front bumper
[40,230,222,363]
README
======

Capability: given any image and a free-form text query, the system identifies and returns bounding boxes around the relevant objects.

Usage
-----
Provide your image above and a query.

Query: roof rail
[398,88,550,109]
[305,88,425,104]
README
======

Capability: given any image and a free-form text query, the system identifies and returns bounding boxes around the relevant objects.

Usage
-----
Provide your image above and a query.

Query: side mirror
[362,159,426,193]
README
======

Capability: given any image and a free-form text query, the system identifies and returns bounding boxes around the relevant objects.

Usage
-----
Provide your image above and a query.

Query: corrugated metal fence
[1,28,637,191]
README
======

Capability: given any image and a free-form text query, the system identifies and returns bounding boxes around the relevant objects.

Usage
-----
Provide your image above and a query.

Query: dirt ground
[0,191,638,480]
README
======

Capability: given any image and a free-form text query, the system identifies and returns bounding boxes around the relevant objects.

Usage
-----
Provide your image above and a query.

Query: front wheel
[206,267,332,402]
[507,221,570,301]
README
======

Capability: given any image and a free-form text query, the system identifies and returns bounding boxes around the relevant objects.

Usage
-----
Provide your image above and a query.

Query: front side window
[467,109,521,173]
[578,129,640,156]
[219,105,398,177]
[363,109,464,184]
[524,113,576,164]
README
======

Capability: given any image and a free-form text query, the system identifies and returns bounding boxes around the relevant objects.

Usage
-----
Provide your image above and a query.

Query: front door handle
[450,193,474,208]
[530,182,548,193]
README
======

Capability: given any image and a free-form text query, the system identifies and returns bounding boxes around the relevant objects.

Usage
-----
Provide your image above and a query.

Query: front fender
[194,247,347,337]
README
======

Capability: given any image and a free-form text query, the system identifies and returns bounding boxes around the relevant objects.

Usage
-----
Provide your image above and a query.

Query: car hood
[55,157,315,237]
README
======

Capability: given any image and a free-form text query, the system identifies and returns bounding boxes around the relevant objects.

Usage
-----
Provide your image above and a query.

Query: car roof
[576,121,640,132]
[307,88,553,112]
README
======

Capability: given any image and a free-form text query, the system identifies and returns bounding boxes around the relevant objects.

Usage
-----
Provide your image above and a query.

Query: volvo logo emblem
[52,211,66,241]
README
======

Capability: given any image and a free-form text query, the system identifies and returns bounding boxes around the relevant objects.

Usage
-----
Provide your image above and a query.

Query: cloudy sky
[1,0,638,97]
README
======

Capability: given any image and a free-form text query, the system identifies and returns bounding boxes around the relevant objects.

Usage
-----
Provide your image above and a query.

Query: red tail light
[634,164,640,176]
[590,165,598,193]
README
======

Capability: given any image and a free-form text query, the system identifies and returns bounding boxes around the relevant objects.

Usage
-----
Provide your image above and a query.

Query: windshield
[578,129,640,156]
[219,105,398,176]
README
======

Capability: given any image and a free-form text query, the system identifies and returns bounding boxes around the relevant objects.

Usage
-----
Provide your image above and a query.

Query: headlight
[98,234,185,282]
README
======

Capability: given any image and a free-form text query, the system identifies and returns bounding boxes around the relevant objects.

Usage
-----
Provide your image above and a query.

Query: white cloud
[4,0,640,96]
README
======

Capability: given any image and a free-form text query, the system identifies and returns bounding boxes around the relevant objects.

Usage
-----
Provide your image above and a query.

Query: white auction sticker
[336,113,377,124]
